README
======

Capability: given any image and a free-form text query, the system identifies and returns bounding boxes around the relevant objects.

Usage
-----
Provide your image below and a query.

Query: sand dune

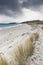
[0,24,43,65]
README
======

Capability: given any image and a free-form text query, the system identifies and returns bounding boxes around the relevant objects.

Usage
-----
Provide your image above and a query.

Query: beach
[0,24,43,65]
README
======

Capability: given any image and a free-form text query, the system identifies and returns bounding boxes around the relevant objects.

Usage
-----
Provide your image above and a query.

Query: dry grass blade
[0,55,8,65]
[15,38,34,65]
[9,32,39,65]
[30,32,39,41]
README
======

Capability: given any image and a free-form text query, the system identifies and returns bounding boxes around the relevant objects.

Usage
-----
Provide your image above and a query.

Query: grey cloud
[0,0,21,16]
[22,0,43,7]
[0,0,43,16]
[0,0,20,10]
[21,0,43,12]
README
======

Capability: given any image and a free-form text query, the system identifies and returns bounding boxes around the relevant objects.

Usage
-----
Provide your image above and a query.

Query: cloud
[22,0,43,7]
[0,0,43,16]
[0,0,22,16]
[0,8,43,23]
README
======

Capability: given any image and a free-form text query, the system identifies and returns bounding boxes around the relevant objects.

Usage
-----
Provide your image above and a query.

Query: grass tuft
[10,32,39,65]
[15,37,34,65]
[30,32,39,41]
[0,55,8,65]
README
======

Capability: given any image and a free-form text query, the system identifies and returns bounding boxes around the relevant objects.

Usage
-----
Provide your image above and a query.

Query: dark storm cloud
[0,0,43,16]
[22,0,43,11]
[22,0,43,7]
[0,0,21,16]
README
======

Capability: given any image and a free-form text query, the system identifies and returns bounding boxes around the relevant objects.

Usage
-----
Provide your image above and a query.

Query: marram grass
[0,55,8,65]
[14,33,39,65]
[0,33,39,65]
[30,32,39,41]
[14,33,38,65]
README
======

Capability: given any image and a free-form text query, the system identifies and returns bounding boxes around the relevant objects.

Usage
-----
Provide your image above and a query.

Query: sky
[0,0,43,23]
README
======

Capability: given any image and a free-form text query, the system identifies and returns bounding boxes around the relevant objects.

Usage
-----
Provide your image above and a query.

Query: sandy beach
[0,24,43,65]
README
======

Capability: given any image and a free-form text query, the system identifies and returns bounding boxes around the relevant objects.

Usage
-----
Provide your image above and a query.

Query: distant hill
[22,20,43,24]
[0,20,43,25]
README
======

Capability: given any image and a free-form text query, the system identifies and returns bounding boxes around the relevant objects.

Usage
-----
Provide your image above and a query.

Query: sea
[0,23,19,29]
[0,23,18,27]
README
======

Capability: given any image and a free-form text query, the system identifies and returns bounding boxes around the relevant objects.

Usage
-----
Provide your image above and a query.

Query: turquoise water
[0,23,18,28]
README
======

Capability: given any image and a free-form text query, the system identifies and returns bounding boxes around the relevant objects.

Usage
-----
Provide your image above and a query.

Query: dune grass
[0,55,8,65]
[30,32,39,41]
[41,26,43,29]
[10,32,39,65]
[14,37,34,65]
[0,33,39,65]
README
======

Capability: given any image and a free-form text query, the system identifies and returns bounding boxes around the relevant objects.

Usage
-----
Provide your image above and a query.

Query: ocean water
[0,23,18,28]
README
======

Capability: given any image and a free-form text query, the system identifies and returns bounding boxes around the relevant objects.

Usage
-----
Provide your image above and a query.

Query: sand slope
[0,24,43,65]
